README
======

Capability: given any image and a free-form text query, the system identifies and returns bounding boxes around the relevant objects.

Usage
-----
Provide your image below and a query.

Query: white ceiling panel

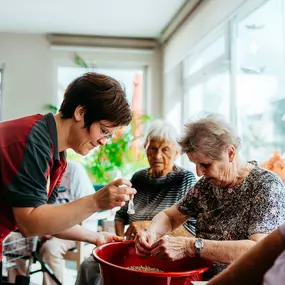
[0,0,187,38]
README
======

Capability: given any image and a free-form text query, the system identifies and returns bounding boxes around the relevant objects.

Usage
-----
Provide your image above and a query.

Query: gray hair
[144,120,180,151]
[178,113,241,160]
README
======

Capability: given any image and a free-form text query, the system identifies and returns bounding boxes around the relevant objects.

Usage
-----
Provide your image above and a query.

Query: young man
[0,72,136,283]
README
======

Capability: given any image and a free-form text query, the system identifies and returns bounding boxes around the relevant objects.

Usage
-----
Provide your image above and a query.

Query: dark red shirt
[0,113,67,259]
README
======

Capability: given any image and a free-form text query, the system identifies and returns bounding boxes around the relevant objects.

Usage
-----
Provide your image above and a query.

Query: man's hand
[125,221,151,240]
[93,232,123,246]
[93,178,137,210]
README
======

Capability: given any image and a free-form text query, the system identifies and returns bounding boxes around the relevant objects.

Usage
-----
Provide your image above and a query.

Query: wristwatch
[194,238,204,257]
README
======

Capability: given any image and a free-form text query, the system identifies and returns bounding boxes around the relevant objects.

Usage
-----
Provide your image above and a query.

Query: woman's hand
[150,235,195,261]
[125,221,151,240]
[94,232,123,246]
[135,231,158,257]
[93,178,137,210]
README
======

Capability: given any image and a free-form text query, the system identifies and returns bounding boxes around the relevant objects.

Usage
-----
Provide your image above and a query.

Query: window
[57,67,144,113]
[185,70,230,121]
[183,32,230,122]
[178,0,285,167]
[236,0,285,161]
[57,65,148,182]
[184,35,226,77]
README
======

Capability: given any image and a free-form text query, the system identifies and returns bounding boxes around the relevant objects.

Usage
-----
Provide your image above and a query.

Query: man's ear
[74,106,85,122]
[228,145,236,163]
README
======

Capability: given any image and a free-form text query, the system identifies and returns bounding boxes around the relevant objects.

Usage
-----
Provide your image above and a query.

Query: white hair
[144,120,180,151]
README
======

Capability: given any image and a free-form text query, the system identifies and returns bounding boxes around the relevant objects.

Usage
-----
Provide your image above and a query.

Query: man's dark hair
[59,72,132,129]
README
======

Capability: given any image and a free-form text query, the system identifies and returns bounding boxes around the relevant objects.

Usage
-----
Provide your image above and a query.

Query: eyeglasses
[99,121,114,140]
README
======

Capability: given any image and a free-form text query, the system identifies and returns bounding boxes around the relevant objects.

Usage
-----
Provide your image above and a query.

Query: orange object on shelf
[261,151,285,182]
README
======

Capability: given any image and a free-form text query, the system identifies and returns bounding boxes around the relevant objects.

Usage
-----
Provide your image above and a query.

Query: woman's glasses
[99,122,115,140]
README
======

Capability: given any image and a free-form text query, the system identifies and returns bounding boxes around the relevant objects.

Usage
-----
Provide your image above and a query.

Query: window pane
[236,0,285,162]
[57,67,144,111]
[184,36,226,77]
[185,71,230,121]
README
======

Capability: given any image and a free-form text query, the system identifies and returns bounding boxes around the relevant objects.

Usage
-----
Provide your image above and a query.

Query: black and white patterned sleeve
[183,170,197,192]
[248,173,285,236]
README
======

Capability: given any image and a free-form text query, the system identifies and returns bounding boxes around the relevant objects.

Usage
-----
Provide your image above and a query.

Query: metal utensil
[127,195,135,214]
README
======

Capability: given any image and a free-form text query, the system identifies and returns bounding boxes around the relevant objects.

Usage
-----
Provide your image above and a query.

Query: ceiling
[0,0,187,38]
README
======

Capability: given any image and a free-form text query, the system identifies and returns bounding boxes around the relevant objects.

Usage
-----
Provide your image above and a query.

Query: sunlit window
[57,67,144,112]
[236,0,285,162]
[56,65,147,183]
[185,71,230,120]
[184,35,226,77]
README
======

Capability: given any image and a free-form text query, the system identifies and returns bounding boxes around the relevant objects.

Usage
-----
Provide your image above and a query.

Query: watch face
[195,239,203,249]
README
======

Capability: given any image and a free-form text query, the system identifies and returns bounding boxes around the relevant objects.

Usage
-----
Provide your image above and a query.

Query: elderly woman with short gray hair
[136,114,285,278]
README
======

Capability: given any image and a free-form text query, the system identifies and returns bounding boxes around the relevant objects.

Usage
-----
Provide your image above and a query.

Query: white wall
[0,33,162,120]
[0,33,53,120]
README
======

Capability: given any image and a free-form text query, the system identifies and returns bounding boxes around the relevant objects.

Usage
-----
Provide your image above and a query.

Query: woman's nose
[98,137,107,146]
[154,151,162,159]
[196,165,204,177]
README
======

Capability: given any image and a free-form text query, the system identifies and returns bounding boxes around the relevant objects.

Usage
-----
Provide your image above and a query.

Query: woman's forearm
[148,206,189,238]
[200,239,256,264]
[207,229,285,285]
[54,224,98,244]
[13,179,136,238]
[14,195,99,237]
[148,211,177,237]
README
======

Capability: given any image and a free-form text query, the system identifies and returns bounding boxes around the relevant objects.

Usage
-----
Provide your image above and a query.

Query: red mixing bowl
[93,241,212,285]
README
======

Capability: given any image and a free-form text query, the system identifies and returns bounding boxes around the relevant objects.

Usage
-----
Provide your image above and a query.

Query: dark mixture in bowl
[126,266,164,272]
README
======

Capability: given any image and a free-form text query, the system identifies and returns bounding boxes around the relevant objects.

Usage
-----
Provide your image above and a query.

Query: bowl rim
[92,241,212,277]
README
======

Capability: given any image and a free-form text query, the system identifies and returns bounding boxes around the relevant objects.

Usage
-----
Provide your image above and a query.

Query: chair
[62,241,85,271]
[61,212,100,271]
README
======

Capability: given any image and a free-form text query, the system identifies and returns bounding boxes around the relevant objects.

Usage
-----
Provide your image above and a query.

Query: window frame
[180,0,285,165]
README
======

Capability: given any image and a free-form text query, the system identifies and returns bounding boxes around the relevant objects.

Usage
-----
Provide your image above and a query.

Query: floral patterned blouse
[177,161,285,276]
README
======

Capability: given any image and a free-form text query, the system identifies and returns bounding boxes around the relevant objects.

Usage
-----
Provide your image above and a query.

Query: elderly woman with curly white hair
[135,113,285,279]
[115,119,197,240]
